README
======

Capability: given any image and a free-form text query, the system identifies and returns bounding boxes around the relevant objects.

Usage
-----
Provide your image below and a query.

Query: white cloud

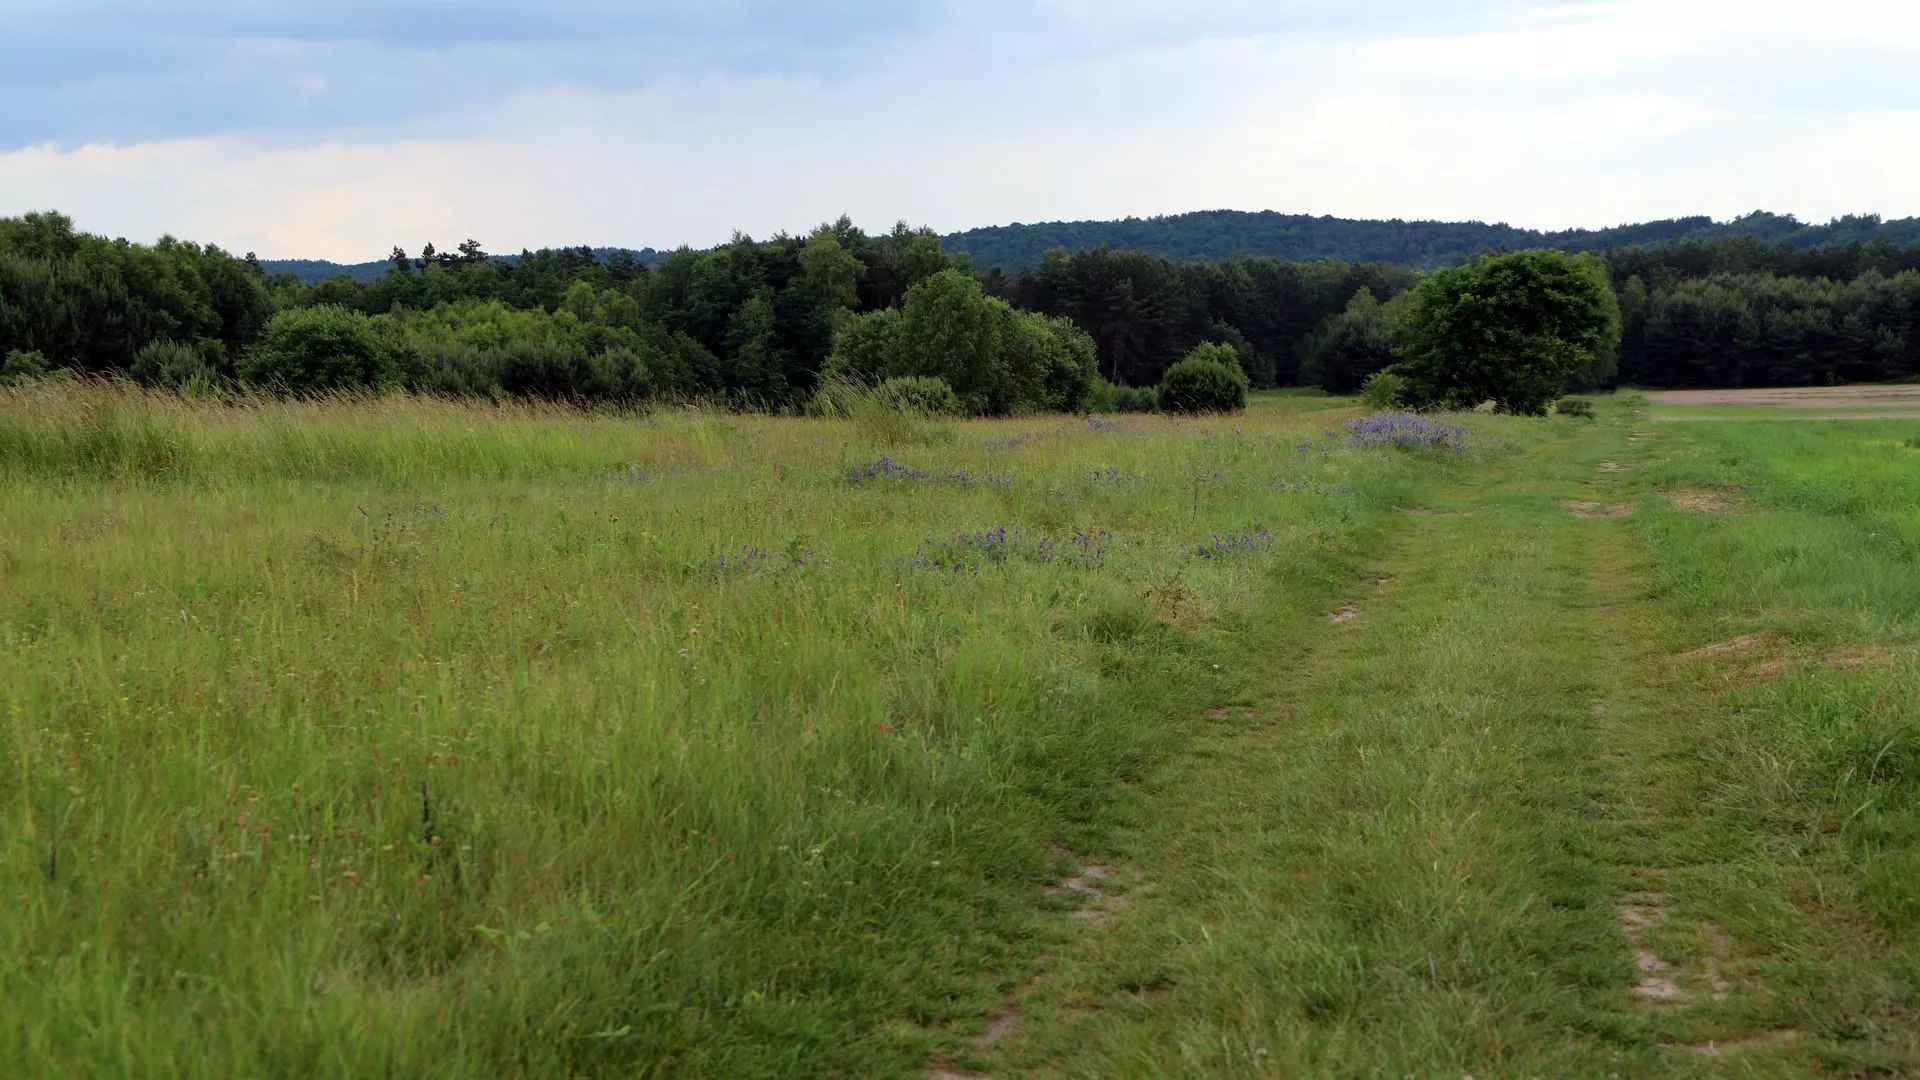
[4,0,1918,259]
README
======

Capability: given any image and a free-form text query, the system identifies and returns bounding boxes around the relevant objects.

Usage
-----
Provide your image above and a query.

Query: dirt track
[1647,386,1920,409]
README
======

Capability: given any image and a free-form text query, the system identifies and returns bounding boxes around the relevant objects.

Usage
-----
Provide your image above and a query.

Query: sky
[4,0,1919,260]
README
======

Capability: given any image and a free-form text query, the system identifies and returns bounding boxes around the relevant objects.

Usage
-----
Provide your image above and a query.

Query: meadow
[4,383,1918,1078]
[0,382,1463,1076]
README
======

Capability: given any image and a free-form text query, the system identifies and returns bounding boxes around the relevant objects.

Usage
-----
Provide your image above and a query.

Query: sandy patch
[1682,633,1781,660]
[1618,894,1684,1003]
[1618,893,1735,1007]
[1748,642,1908,682]
[1686,1031,1801,1057]
[1668,487,1749,514]
[1328,606,1360,624]
[1563,501,1637,518]
[1045,846,1139,926]
[1648,386,1920,410]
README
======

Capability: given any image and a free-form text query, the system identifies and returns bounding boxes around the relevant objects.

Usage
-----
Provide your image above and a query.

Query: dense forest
[6,209,1920,406]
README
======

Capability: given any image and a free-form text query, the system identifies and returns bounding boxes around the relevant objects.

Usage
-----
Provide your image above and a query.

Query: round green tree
[1158,343,1249,413]
[1392,250,1620,416]
[240,305,402,392]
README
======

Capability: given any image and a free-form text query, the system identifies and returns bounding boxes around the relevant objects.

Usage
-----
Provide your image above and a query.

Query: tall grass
[0,382,1470,1076]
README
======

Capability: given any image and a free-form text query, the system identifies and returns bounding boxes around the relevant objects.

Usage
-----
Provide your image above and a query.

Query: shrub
[0,349,53,386]
[1554,397,1596,419]
[130,340,219,392]
[1360,370,1410,410]
[1082,378,1158,414]
[821,308,901,387]
[876,376,960,415]
[1158,344,1249,414]
[241,305,400,392]
[998,309,1096,414]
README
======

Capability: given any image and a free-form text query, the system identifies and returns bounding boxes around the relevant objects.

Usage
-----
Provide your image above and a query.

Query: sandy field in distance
[1647,386,1920,410]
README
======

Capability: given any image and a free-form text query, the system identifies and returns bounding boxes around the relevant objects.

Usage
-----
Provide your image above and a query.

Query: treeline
[263,246,672,286]
[0,211,1408,408]
[6,209,1920,404]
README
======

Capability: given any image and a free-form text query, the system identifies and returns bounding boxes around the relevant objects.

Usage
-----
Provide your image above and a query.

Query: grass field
[2,383,1917,1077]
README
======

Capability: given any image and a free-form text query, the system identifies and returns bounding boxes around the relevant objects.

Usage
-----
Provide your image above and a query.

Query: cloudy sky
[5,0,1918,260]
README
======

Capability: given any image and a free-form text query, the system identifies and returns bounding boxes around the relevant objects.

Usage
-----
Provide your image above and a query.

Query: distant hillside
[261,247,669,284]
[943,210,1920,270]
[263,210,1920,282]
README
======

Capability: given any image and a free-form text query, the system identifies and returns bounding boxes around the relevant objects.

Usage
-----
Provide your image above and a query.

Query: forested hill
[265,210,1920,282]
[943,210,1920,270]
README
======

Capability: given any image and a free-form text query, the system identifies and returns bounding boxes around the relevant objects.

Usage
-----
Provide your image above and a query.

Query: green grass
[0,383,1479,1077]
[6,384,1918,1078]
[1628,415,1920,962]
[952,396,1920,1077]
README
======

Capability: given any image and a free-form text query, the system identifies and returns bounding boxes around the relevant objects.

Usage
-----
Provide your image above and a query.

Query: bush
[876,376,960,415]
[1360,370,1410,410]
[1554,397,1596,419]
[1081,377,1158,414]
[820,308,901,387]
[1158,344,1249,414]
[241,305,401,392]
[998,309,1097,414]
[823,281,1098,416]
[130,340,219,392]
[0,349,53,386]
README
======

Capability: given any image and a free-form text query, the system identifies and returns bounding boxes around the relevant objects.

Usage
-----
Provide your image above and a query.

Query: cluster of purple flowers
[843,457,1011,488]
[844,456,930,482]
[911,525,1112,573]
[1196,527,1274,559]
[1087,467,1149,487]
[710,546,773,575]
[1344,414,1468,451]
[1085,416,1125,431]
[943,467,1014,488]
[982,432,1042,451]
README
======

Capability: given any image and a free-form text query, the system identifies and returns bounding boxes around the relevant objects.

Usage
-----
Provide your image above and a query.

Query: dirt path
[931,421,1920,1077]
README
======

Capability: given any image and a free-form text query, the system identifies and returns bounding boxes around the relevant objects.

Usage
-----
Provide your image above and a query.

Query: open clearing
[3,386,1918,1077]
[1648,385,1920,421]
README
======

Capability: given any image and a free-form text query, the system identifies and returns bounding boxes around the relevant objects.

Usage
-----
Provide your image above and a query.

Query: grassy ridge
[0,384,1474,1076]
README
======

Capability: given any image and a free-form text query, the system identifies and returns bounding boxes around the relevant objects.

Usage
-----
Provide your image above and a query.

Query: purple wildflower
[1344,414,1467,451]
[1195,527,1274,559]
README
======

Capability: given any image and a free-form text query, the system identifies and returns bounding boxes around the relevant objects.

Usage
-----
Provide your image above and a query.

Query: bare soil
[1563,501,1637,519]
[1648,386,1920,410]
[1667,487,1750,514]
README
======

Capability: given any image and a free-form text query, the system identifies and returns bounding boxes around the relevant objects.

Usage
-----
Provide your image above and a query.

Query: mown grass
[955,397,1920,1077]
[1630,416,1920,972]
[0,381,1474,1077]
